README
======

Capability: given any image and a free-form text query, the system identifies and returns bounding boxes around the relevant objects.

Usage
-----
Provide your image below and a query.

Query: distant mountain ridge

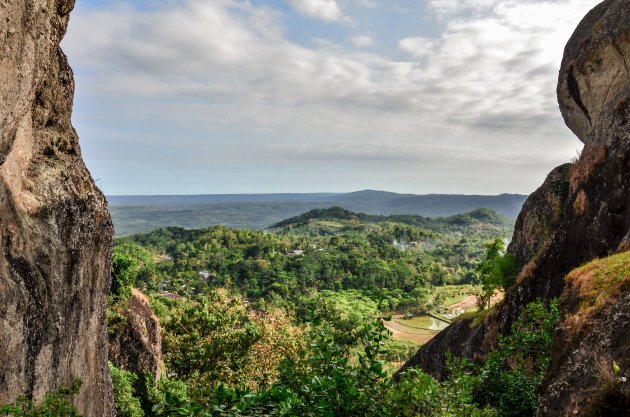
[107,193,340,206]
[107,190,527,236]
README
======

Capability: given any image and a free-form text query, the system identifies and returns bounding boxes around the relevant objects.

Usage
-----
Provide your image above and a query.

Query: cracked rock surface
[0,1,114,415]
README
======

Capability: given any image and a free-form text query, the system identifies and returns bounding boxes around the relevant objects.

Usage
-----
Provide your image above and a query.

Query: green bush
[0,381,81,417]
[111,249,137,300]
[476,238,518,309]
[109,362,144,417]
[161,296,262,388]
[472,299,559,417]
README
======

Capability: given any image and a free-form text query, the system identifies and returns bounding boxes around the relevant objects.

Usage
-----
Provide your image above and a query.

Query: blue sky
[62,0,599,195]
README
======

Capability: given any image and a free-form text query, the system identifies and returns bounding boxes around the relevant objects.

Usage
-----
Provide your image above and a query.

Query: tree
[475,238,517,310]
[111,248,137,300]
[411,286,430,312]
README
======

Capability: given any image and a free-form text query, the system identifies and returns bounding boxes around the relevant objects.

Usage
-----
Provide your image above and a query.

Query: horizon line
[105,190,528,197]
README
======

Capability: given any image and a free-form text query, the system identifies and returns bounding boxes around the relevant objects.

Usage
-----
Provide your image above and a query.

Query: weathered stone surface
[557,0,630,144]
[538,262,630,417]
[398,3,630,415]
[508,164,571,267]
[0,1,114,415]
[109,289,163,381]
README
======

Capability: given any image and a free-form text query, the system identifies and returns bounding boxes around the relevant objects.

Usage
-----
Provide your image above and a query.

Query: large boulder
[398,3,630,415]
[108,289,163,381]
[0,1,114,415]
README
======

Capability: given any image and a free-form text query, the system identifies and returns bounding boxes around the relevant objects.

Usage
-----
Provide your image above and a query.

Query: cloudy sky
[62,0,600,196]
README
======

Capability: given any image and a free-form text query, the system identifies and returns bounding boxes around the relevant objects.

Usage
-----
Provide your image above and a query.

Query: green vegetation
[111,248,137,301]
[118,207,512,301]
[565,250,630,314]
[0,381,82,417]
[475,238,518,309]
[112,208,511,357]
[92,207,563,416]
[104,298,557,417]
[110,363,145,417]
[472,299,559,416]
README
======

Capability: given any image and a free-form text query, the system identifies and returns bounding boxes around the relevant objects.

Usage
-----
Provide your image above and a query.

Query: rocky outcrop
[0,1,114,415]
[109,289,163,381]
[398,2,630,414]
[393,313,487,381]
[538,253,630,417]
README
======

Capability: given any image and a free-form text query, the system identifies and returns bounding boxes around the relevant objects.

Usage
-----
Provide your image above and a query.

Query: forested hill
[108,190,526,236]
[270,206,512,231]
[118,206,513,299]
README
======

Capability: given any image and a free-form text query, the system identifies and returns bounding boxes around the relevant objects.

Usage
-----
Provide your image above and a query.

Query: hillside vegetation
[120,207,512,301]
[71,207,562,417]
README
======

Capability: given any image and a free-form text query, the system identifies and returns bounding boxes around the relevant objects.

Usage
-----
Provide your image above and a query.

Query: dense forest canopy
[0,206,560,417]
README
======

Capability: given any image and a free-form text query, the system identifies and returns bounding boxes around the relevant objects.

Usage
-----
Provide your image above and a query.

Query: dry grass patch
[573,189,589,215]
[516,258,538,284]
[569,144,606,193]
[564,251,630,331]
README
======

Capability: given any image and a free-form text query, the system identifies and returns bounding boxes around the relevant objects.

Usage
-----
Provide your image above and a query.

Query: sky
[62,0,600,196]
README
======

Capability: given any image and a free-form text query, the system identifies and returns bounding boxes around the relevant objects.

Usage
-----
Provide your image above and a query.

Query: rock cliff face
[398,1,630,414]
[109,289,163,382]
[0,1,114,415]
[539,253,630,417]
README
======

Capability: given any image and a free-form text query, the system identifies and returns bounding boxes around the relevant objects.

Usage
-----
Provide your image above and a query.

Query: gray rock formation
[109,289,163,382]
[398,2,630,415]
[539,272,630,417]
[557,0,630,145]
[0,1,114,415]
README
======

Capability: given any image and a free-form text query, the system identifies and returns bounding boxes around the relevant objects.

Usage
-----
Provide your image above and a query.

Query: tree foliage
[0,381,82,417]
[475,238,518,309]
[109,362,145,417]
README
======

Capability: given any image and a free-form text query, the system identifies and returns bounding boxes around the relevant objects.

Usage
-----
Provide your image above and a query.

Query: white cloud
[398,37,435,57]
[353,0,378,8]
[286,0,347,23]
[429,0,500,19]
[64,0,600,195]
[350,35,374,48]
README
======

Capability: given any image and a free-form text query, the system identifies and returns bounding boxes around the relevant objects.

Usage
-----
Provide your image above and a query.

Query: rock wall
[0,1,114,415]
[397,2,630,414]
[109,289,163,382]
[538,254,630,417]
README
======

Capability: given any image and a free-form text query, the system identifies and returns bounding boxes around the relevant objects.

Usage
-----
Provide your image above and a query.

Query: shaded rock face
[539,271,630,417]
[398,1,630,410]
[109,289,163,381]
[0,1,114,415]
[393,314,487,381]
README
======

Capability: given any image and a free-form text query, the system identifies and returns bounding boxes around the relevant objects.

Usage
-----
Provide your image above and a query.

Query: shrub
[111,249,137,300]
[109,362,144,417]
[473,299,559,417]
[0,381,82,417]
